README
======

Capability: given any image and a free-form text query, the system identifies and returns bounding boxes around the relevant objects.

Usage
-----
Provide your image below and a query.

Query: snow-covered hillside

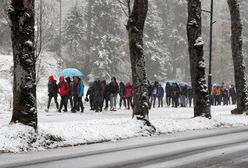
[0,53,62,114]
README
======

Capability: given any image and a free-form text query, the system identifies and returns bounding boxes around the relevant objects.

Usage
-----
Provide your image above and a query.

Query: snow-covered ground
[1,54,248,153]
[1,105,248,153]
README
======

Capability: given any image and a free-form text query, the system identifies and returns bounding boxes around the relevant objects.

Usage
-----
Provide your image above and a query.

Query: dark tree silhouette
[8,0,37,129]
[187,0,211,118]
[227,0,248,114]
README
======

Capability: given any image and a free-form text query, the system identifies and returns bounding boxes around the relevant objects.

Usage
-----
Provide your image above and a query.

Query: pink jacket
[125,81,132,98]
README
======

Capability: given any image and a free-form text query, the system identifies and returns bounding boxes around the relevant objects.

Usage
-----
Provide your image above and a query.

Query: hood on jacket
[126,81,132,87]
[49,75,54,81]
[59,76,65,81]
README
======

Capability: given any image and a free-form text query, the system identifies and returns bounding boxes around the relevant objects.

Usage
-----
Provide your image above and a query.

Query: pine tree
[89,0,124,80]
[227,0,248,114]
[187,0,211,119]
[64,4,84,64]
[144,1,169,82]
[8,0,37,129]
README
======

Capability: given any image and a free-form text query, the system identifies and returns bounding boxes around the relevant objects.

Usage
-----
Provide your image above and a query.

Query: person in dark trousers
[165,82,173,107]
[151,81,159,108]
[103,81,111,111]
[45,75,59,112]
[148,80,153,109]
[66,77,73,111]
[187,87,193,107]
[86,82,95,110]
[58,76,70,112]
[72,76,84,113]
[172,83,180,108]
[125,81,133,110]
[223,87,229,105]
[119,81,126,109]
[180,85,188,107]
[229,85,236,104]
[109,77,119,111]
[93,79,104,112]
[158,84,164,108]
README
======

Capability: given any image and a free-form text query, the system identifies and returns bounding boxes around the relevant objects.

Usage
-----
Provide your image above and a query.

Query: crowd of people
[45,76,237,113]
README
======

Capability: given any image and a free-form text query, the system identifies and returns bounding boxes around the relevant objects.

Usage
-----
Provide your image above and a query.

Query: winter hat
[49,75,54,81]
[59,76,65,81]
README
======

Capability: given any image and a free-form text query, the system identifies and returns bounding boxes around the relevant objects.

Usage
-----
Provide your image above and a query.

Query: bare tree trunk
[187,0,211,118]
[227,0,248,114]
[8,0,37,129]
[126,0,150,122]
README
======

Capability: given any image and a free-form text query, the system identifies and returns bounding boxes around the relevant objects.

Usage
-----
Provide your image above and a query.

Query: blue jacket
[158,86,164,97]
[72,79,84,97]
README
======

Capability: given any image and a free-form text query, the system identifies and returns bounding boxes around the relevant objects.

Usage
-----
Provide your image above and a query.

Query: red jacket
[125,81,132,98]
[58,76,70,96]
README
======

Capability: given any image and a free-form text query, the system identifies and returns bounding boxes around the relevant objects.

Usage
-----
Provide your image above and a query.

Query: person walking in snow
[66,77,74,111]
[172,83,180,108]
[45,75,59,112]
[165,82,173,107]
[109,77,119,111]
[125,81,133,110]
[58,76,70,112]
[229,85,236,104]
[72,76,84,113]
[103,80,111,111]
[119,81,126,109]
[93,79,104,112]
[151,81,159,108]
[85,82,95,111]
[157,84,164,108]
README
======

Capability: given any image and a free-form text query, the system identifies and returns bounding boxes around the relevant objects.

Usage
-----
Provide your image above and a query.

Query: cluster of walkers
[210,82,237,106]
[45,75,84,113]
[148,81,193,108]
[85,77,133,112]
[46,76,133,113]
[46,75,237,113]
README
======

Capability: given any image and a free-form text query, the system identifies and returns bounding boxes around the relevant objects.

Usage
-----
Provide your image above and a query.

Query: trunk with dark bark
[126,0,150,121]
[8,0,37,129]
[187,0,211,118]
[227,0,248,114]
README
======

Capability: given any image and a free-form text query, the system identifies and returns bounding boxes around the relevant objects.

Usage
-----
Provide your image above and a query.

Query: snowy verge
[0,119,151,153]
[1,106,248,153]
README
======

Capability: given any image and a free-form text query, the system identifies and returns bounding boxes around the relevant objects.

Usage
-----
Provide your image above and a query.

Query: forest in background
[1,0,248,84]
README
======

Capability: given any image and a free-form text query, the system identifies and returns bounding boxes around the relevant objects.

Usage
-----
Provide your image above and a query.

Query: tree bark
[8,0,37,129]
[227,0,248,114]
[187,0,211,118]
[126,0,150,121]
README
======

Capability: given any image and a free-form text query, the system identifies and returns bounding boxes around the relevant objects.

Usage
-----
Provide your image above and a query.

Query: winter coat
[72,79,84,97]
[181,85,188,97]
[109,82,119,95]
[229,87,236,97]
[158,85,164,97]
[93,80,104,102]
[166,83,173,96]
[119,82,126,97]
[58,76,70,97]
[48,76,58,97]
[125,81,132,98]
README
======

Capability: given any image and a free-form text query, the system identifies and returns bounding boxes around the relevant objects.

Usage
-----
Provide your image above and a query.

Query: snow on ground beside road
[1,105,248,153]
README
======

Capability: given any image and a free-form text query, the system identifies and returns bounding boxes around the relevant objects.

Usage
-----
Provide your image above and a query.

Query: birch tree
[8,0,37,129]
[227,0,248,114]
[187,0,211,118]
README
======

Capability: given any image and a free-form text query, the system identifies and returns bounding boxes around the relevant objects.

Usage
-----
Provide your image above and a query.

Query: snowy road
[1,127,248,168]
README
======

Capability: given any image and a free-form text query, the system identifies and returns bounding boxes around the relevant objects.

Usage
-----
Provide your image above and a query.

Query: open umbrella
[166,80,177,86]
[62,68,83,77]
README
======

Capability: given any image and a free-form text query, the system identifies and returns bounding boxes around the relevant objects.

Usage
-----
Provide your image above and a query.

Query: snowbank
[1,106,248,153]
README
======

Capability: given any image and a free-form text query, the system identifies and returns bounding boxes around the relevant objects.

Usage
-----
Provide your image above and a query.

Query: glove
[85,97,89,102]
